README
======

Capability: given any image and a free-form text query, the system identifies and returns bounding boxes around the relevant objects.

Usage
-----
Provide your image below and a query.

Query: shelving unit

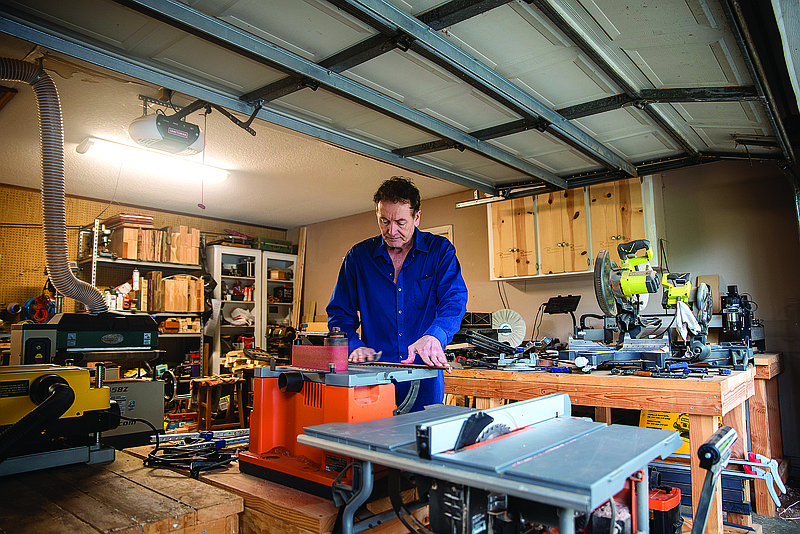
[206,245,262,375]
[76,218,204,373]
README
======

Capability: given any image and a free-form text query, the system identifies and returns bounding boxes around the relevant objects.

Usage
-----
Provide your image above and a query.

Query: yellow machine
[0,365,119,476]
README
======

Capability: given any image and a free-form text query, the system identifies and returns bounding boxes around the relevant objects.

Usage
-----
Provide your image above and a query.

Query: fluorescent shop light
[76,137,228,183]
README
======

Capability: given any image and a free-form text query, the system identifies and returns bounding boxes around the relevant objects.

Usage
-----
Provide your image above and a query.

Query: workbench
[444,367,755,534]
[751,353,786,516]
[0,450,243,534]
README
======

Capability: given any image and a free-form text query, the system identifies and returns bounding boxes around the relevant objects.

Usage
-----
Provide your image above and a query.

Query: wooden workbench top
[754,352,783,380]
[0,450,243,534]
[445,367,755,417]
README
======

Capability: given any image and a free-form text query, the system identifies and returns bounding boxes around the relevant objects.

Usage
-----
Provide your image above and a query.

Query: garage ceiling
[0,0,797,225]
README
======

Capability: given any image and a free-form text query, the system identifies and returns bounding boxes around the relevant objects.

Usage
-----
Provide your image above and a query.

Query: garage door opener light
[76,137,228,183]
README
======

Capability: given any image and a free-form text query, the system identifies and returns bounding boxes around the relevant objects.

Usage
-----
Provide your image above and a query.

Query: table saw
[298,393,682,534]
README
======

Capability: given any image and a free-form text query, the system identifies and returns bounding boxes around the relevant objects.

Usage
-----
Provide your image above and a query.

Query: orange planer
[238,344,437,497]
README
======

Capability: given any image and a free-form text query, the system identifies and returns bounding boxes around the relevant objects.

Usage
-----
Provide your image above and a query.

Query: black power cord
[104,413,237,479]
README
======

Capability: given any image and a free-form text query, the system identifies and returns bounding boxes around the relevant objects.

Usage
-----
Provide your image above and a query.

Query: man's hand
[403,335,451,372]
[349,346,379,363]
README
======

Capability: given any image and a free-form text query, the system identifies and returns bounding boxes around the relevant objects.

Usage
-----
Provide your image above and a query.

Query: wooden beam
[291,226,307,329]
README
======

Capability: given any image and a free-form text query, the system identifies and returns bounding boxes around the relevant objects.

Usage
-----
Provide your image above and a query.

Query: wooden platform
[126,446,426,534]
[0,450,243,534]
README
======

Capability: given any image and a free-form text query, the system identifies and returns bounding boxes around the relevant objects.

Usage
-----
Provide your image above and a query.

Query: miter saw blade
[695,282,713,326]
[594,249,619,317]
[492,309,527,347]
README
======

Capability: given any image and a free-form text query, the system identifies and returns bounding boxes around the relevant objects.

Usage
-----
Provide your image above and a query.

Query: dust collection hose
[0,375,76,464]
[0,57,107,314]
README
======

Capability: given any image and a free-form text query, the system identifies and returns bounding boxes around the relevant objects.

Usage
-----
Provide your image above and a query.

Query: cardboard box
[696,274,727,314]
[274,285,293,302]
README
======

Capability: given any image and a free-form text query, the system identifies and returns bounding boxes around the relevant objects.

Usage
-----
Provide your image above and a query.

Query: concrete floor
[753,514,800,534]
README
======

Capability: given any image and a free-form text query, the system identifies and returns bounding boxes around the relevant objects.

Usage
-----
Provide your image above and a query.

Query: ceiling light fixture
[76,137,228,183]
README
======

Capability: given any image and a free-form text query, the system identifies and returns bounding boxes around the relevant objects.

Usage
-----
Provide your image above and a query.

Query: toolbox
[253,237,293,253]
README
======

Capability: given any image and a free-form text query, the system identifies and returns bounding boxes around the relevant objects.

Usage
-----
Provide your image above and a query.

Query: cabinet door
[538,189,588,274]
[590,178,644,264]
[537,191,565,274]
[491,197,536,278]
[561,188,589,272]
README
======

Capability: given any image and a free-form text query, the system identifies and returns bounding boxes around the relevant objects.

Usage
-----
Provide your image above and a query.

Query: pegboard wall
[0,183,287,316]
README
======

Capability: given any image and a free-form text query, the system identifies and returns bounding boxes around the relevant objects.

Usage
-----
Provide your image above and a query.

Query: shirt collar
[372,228,427,258]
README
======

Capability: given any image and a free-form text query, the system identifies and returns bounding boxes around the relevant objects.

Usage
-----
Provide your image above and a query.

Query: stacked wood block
[163,274,203,313]
[167,225,201,264]
[108,224,199,264]
[145,271,164,311]
[137,228,166,262]
[108,226,139,259]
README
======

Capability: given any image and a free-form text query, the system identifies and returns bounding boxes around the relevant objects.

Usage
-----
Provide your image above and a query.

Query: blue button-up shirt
[327,228,468,411]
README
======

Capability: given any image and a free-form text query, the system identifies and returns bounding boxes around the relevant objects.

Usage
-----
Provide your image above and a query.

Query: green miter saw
[594,239,661,339]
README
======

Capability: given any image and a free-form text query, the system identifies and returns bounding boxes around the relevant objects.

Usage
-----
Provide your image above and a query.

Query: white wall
[298,159,800,459]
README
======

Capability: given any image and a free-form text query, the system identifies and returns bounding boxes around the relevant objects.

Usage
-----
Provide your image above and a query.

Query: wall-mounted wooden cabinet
[489,197,537,278]
[487,176,660,281]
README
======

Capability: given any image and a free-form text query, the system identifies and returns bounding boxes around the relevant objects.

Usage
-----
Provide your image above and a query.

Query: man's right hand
[349,346,379,363]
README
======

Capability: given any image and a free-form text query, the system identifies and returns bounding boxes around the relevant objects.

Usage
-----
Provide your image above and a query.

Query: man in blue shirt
[327,177,468,412]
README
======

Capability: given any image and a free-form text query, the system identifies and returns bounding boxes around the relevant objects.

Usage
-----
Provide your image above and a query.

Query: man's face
[377,200,420,250]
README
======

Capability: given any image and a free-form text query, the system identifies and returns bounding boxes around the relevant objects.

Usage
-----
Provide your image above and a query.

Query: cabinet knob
[617,235,622,239]
[563,242,569,247]
[610,235,616,240]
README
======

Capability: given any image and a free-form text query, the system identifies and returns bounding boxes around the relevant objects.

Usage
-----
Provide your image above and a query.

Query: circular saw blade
[594,250,618,316]
[695,282,713,325]
[476,423,512,443]
[492,309,527,347]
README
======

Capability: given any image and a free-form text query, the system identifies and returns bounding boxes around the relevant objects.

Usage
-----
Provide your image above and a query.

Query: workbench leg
[689,414,722,534]
[636,470,648,534]
[558,507,575,534]
[750,377,783,516]
[723,403,752,527]
[595,407,612,424]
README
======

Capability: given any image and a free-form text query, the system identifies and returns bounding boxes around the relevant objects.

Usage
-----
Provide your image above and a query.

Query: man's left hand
[403,335,451,372]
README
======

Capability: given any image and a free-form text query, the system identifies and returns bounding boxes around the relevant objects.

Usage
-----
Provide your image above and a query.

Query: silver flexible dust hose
[1,58,108,314]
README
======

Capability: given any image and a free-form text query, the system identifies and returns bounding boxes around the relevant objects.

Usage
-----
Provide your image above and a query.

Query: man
[327,176,468,412]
